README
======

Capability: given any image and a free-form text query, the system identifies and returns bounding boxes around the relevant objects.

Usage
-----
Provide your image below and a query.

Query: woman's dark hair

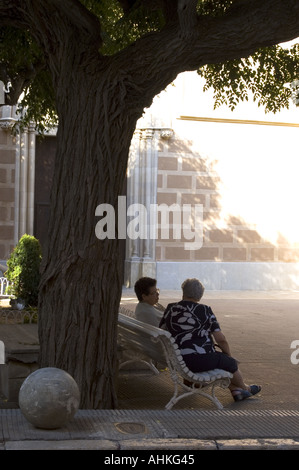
[134,277,157,301]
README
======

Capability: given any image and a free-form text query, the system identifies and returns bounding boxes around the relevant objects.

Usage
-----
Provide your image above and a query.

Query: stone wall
[0,106,37,267]
[156,120,299,266]
[0,126,16,261]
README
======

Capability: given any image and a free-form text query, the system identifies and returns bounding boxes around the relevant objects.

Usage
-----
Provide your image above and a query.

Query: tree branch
[50,0,102,46]
[177,0,198,35]
[116,0,178,23]
[160,0,179,23]
[120,0,299,98]
[110,0,299,118]
[0,0,27,28]
[0,0,102,46]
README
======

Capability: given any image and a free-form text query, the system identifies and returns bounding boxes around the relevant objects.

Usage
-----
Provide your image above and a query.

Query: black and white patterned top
[159,300,221,357]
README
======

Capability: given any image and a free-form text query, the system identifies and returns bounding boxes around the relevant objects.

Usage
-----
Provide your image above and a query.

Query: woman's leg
[184,352,238,373]
[229,368,250,392]
[183,353,260,400]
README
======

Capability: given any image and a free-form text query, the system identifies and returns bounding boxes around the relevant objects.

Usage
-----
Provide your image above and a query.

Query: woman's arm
[212,330,232,356]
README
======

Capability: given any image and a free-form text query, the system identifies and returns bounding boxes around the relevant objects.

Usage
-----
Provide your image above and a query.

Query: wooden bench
[118,313,232,410]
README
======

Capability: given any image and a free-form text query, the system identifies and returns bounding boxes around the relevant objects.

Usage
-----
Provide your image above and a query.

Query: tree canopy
[199,41,299,113]
[1,0,299,132]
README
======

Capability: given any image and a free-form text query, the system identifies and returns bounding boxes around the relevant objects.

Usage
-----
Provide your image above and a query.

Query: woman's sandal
[231,385,261,402]
[231,388,252,402]
[249,385,261,396]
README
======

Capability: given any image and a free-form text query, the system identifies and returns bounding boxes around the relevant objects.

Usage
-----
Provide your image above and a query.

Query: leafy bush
[5,234,42,307]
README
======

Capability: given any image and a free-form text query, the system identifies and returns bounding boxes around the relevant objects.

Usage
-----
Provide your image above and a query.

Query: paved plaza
[1,289,299,451]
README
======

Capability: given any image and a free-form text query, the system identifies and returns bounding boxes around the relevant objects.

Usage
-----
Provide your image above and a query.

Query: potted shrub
[5,234,42,308]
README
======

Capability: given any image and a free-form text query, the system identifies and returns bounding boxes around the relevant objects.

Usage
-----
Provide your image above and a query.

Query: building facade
[1,72,299,290]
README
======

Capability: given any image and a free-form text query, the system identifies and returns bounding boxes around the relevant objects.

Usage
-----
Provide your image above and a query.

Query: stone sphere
[19,367,80,429]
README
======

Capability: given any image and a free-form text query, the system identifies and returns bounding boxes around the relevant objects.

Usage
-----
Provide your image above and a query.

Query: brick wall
[0,128,16,260]
[156,131,299,263]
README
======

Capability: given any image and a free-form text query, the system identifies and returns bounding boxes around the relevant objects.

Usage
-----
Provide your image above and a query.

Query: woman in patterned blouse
[159,278,261,402]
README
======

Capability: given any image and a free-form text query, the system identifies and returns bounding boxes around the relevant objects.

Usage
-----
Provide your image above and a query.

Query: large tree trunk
[38,62,137,408]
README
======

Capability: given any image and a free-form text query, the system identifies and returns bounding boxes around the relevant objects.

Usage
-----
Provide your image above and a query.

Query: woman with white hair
[159,278,261,402]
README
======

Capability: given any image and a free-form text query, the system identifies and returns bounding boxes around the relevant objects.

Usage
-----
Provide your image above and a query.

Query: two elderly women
[134,276,261,402]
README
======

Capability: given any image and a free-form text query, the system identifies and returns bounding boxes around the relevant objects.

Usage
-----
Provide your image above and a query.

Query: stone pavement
[1,289,299,452]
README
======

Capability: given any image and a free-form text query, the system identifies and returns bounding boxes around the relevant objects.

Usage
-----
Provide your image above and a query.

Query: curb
[2,437,299,450]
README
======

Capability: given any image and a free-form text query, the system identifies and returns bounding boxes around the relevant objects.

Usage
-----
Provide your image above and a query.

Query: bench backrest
[0,277,9,297]
[118,313,176,367]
